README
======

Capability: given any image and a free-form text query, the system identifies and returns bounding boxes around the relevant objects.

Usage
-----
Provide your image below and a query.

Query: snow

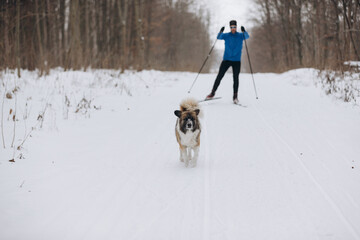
[1,68,360,240]
[345,61,360,67]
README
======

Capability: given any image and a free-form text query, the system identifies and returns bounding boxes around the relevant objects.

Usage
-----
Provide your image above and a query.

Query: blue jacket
[217,31,250,61]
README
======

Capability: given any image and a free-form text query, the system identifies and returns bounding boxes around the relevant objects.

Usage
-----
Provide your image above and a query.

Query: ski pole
[242,29,258,99]
[187,35,219,94]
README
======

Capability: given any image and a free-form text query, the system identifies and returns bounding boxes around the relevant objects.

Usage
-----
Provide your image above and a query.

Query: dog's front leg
[187,147,192,161]
[180,146,187,164]
[179,146,185,162]
[184,147,190,167]
[191,146,199,168]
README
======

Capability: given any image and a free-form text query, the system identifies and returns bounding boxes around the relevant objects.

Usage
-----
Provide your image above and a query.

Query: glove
[241,26,245,32]
[220,26,225,33]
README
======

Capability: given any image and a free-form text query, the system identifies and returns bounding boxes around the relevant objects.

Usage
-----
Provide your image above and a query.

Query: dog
[174,98,201,167]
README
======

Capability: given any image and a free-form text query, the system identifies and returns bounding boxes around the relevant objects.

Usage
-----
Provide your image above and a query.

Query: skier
[206,20,249,104]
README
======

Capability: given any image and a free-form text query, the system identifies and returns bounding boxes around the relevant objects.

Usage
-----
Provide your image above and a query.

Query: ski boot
[205,92,215,100]
[233,93,239,104]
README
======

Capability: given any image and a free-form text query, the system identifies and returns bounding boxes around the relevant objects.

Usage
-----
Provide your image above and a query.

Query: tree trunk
[69,0,82,69]
[35,0,44,75]
[264,0,276,69]
[145,0,153,68]
[118,0,128,72]
[100,0,107,67]
[16,1,21,78]
[42,0,49,74]
[64,0,71,71]
[47,0,56,68]
[91,0,98,67]
[3,4,11,70]
[134,0,145,70]
[293,0,303,66]
[331,0,343,68]
[59,0,65,67]
[84,0,90,70]
[320,0,328,68]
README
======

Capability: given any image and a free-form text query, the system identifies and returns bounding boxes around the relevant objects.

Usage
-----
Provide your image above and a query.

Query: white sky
[205,0,252,29]
[194,0,254,49]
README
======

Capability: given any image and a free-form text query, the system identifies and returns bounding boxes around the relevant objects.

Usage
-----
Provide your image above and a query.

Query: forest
[248,0,360,72]
[0,0,211,75]
[1,1,360,74]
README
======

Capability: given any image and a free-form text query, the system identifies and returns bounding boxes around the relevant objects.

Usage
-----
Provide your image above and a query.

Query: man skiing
[206,20,249,104]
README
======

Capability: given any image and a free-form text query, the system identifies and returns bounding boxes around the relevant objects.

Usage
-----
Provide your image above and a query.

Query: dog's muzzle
[186,119,193,130]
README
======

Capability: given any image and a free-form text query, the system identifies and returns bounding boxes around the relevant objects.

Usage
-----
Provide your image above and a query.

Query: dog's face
[174,109,200,133]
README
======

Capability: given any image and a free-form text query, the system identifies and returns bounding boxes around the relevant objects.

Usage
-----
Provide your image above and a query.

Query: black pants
[211,60,241,94]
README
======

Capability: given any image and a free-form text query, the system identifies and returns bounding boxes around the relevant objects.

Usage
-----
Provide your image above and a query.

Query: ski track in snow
[253,103,360,240]
[202,114,211,240]
[1,69,360,240]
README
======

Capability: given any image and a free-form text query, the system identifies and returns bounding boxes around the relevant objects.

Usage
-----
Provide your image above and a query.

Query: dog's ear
[174,110,182,118]
[195,109,200,116]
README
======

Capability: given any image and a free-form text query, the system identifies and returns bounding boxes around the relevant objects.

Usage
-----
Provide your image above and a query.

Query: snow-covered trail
[1,69,360,240]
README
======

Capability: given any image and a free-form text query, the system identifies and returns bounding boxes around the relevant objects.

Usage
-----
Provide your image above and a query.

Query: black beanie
[229,20,237,26]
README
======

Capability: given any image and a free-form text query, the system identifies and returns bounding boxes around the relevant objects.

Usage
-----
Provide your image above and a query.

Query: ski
[198,97,222,103]
[234,103,247,108]
[198,97,246,107]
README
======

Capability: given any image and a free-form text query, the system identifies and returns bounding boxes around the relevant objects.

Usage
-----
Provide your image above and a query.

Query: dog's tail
[180,98,203,118]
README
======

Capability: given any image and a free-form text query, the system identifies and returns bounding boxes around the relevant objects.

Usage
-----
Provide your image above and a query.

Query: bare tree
[68,0,82,69]
[118,0,128,72]
[35,0,44,75]
[2,4,11,71]
[134,0,145,70]
[16,0,21,78]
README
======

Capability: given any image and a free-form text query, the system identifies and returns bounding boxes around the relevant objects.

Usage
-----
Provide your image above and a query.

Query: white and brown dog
[174,98,201,168]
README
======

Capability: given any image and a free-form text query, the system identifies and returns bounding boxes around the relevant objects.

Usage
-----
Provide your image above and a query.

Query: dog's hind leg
[191,146,199,168]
